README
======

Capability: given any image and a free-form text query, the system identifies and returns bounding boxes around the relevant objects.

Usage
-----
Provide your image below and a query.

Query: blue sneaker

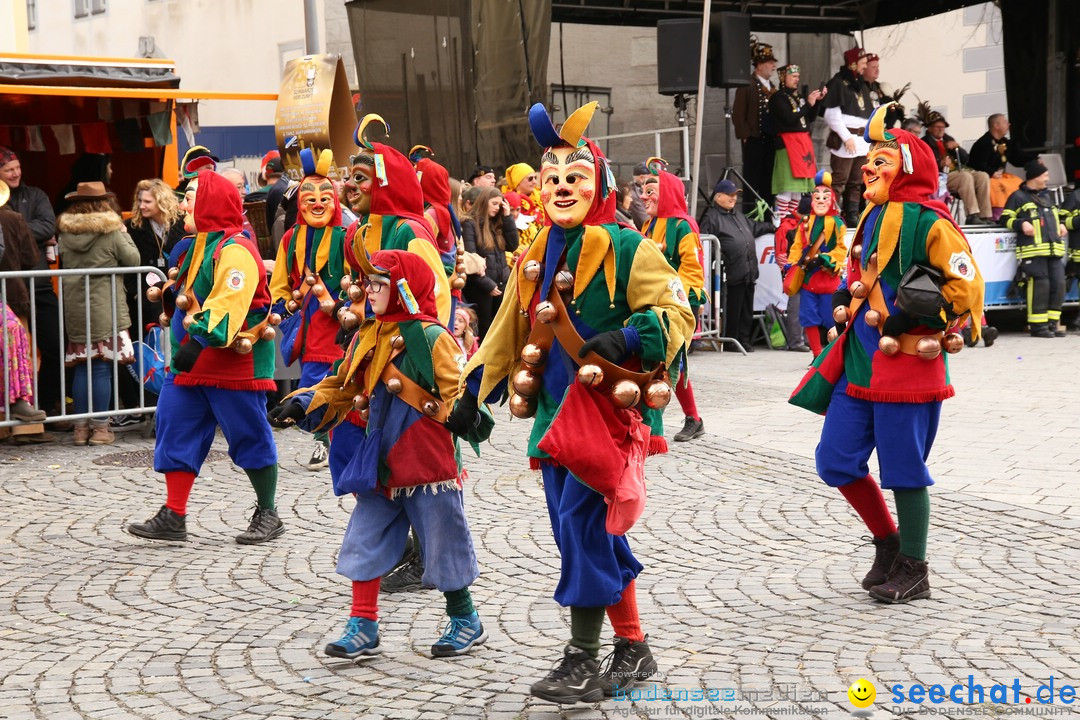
[431,612,488,657]
[324,616,381,659]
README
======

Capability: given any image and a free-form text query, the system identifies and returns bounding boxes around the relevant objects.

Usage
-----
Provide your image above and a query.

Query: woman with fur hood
[57,181,140,445]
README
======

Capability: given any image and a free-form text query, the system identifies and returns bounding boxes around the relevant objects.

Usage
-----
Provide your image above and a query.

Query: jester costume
[640,160,707,442]
[414,153,464,309]
[273,249,488,660]
[128,169,283,545]
[783,171,848,357]
[790,104,985,603]
[269,149,348,388]
[461,103,695,703]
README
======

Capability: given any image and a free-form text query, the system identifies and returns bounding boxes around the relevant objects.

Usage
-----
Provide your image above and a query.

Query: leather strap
[377,347,451,423]
[852,260,944,356]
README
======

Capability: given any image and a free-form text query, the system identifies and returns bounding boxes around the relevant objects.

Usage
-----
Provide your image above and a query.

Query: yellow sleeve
[432,331,466,404]
[191,243,261,347]
[624,238,696,368]
[267,228,295,305]
[461,264,530,399]
[926,218,985,337]
[823,221,848,273]
[405,236,452,326]
[677,227,706,301]
[787,224,807,265]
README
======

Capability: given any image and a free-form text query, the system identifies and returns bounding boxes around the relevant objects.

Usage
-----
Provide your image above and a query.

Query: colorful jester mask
[344,153,374,216]
[297,148,342,229]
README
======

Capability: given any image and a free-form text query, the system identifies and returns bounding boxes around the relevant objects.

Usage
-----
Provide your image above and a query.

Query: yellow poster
[274,54,358,179]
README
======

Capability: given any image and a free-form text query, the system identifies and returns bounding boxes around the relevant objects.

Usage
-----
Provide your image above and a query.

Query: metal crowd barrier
[0,266,168,428]
[695,234,747,355]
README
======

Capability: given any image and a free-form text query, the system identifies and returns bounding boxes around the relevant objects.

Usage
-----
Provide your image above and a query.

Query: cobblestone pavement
[1,330,1078,720]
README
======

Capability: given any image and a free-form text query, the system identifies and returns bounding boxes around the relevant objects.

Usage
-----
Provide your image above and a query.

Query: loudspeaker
[708,12,750,88]
[657,19,702,96]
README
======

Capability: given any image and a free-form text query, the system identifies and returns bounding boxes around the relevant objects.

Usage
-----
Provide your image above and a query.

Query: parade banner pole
[689,0,712,219]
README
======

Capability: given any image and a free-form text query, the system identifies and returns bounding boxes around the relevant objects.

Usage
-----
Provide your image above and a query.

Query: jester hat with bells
[512,101,620,311]
[280,147,349,290]
[854,102,983,333]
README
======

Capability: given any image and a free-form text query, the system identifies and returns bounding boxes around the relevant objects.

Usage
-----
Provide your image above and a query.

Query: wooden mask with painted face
[539,144,597,229]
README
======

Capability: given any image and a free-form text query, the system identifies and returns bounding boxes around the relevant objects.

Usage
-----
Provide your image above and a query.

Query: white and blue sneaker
[324,616,381,659]
[430,612,488,657]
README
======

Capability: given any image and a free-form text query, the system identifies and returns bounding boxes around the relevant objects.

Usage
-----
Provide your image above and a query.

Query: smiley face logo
[848,678,876,709]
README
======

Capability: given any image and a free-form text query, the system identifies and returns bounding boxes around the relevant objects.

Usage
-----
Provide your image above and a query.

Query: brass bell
[832,306,849,324]
[167,267,179,280]
[864,309,882,328]
[291,289,303,302]
[159,312,170,328]
[182,314,196,330]
[304,274,317,286]
[554,270,574,292]
[268,312,282,326]
[643,380,672,410]
[390,335,405,350]
[508,393,537,419]
[234,337,253,354]
[942,332,964,354]
[878,336,900,356]
[339,310,359,330]
[146,286,162,303]
[455,263,467,276]
[512,369,541,397]
[826,326,839,343]
[358,406,370,423]
[451,277,466,290]
[534,301,556,324]
[174,294,191,311]
[850,281,868,299]
[260,326,276,342]
[386,377,403,394]
[285,299,299,314]
[520,343,546,367]
[313,283,327,298]
[353,394,369,410]
[522,260,542,282]
[577,364,604,387]
[610,380,641,408]
[851,244,863,260]
[319,298,336,314]
[868,252,878,269]
[916,336,942,361]
[340,276,353,292]
[421,400,441,417]
[347,284,364,303]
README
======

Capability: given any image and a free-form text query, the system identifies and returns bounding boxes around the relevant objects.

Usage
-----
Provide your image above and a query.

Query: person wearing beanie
[469,165,496,188]
[823,46,874,226]
[1001,159,1069,337]
[458,102,695,703]
[503,162,546,237]
[732,37,778,215]
[790,103,985,605]
[127,169,284,545]
[781,171,848,357]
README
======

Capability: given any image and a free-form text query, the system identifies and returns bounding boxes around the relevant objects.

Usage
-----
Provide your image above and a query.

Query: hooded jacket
[167,170,275,390]
[640,170,706,308]
[57,209,140,344]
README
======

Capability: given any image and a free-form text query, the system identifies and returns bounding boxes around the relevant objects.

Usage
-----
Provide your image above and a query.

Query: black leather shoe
[128,505,187,542]
[235,507,284,545]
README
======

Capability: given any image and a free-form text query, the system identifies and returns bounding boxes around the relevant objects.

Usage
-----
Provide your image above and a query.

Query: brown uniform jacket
[732,77,774,141]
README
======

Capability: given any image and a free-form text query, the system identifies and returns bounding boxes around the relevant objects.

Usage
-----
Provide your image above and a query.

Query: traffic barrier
[696,233,747,354]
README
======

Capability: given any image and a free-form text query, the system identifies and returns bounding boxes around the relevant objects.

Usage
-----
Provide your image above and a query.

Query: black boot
[530,644,604,704]
[382,529,428,593]
[235,507,284,545]
[981,326,998,347]
[599,636,658,696]
[861,532,900,590]
[127,505,187,542]
[1031,323,1054,338]
[868,553,931,603]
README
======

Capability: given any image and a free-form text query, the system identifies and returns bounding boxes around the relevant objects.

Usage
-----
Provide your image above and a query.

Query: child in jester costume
[270,248,491,660]
[782,170,848,357]
[128,169,284,544]
[269,148,349,471]
[452,102,695,703]
[639,157,707,443]
[790,103,984,603]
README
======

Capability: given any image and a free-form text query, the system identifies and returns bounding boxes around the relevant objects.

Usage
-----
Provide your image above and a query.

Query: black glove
[578,329,628,364]
[268,400,307,428]
[172,341,204,373]
[444,391,481,437]
[831,289,853,334]
[882,310,918,338]
[784,228,796,243]
[805,256,824,270]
